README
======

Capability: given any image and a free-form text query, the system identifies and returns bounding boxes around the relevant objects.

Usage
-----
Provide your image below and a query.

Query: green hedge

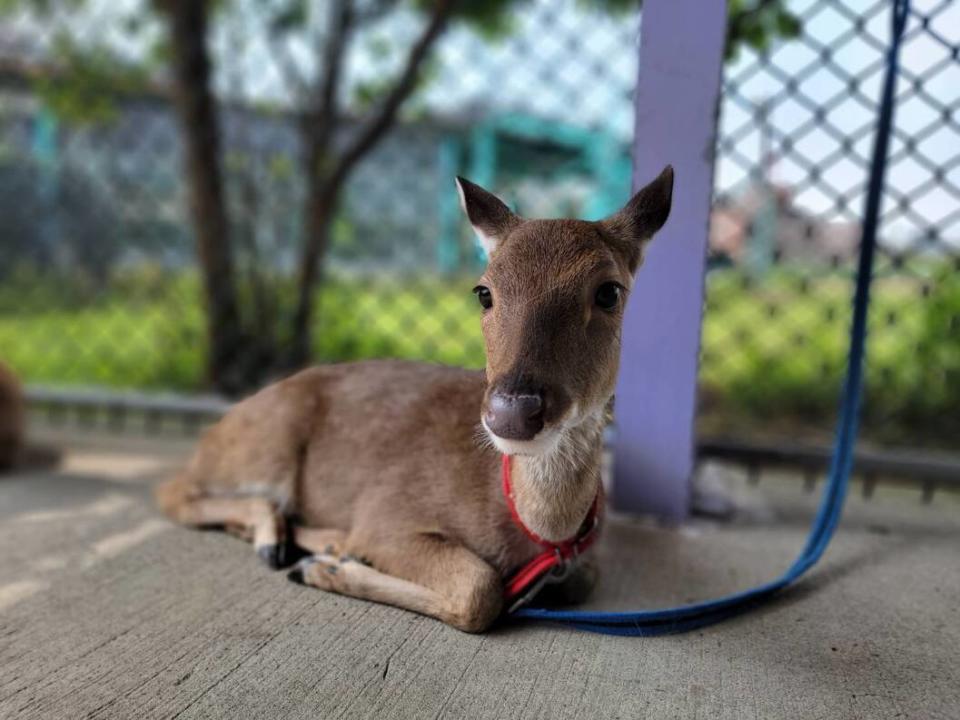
[1,265,956,448]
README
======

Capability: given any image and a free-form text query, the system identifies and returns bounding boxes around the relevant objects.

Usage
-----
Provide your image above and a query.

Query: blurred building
[710,181,861,270]
[0,60,630,277]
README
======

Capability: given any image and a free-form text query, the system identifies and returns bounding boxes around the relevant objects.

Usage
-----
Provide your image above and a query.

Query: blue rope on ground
[513,0,910,637]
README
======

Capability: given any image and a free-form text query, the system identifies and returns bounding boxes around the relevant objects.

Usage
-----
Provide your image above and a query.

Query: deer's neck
[509,407,606,543]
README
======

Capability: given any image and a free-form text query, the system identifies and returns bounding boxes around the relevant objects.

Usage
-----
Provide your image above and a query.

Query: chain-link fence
[0,0,957,452]
[0,0,636,388]
[703,0,959,452]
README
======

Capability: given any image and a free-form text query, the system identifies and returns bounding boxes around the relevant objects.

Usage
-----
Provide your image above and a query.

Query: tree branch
[267,30,310,100]
[353,0,401,25]
[727,0,775,34]
[325,0,455,189]
[287,0,456,368]
[306,0,354,167]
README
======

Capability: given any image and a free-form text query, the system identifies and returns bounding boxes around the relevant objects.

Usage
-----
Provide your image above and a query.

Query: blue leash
[514,0,910,637]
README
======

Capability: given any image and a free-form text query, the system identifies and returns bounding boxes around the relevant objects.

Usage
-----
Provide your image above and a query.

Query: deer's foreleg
[160,494,297,569]
[289,532,503,633]
[291,526,348,556]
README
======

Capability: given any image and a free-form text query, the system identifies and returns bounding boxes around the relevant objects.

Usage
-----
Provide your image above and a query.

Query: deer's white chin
[481,418,563,457]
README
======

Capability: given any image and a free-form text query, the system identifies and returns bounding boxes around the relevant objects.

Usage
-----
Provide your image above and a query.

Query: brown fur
[0,362,24,472]
[157,167,674,632]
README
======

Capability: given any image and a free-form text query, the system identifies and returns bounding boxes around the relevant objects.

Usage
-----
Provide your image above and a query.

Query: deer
[156,165,674,632]
[0,361,25,472]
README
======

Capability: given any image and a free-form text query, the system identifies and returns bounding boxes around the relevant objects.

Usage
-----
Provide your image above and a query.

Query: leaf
[269,0,306,34]
[775,10,802,38]
[366,35,393,61]
[34,33,153,125]
[727,0,803,59]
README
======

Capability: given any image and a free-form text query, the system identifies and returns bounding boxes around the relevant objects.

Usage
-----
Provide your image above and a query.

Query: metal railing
[25,384,960,503]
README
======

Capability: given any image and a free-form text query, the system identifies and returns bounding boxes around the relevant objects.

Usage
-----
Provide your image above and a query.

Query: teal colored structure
[745,187,777,277]
[435,112,631,272]
[435,135,463,272]
[31,107,60,253]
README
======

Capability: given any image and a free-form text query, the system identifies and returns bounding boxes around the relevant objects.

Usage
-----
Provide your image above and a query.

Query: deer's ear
[600,165,674,271]
[455,177,521,257]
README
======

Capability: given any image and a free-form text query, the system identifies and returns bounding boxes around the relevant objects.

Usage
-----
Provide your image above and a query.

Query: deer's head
[457,166,674,457]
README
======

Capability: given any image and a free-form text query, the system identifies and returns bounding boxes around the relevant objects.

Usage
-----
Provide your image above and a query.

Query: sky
[416,0,959,246]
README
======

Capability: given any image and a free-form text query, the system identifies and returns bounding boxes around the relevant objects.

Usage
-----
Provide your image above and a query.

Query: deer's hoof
[287,554,342,590]
[257,540,307,570]
[257,543,283,569]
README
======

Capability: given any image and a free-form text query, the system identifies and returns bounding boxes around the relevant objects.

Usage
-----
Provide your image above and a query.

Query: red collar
[501,454,602,612]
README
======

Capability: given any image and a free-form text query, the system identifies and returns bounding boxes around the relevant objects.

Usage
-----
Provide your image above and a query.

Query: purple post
[611,0,727,519]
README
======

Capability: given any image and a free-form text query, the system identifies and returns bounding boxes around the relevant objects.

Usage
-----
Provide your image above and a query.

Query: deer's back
[188,360,503,542]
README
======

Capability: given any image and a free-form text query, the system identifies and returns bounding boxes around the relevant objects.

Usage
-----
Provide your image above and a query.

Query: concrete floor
[0,429,958,719]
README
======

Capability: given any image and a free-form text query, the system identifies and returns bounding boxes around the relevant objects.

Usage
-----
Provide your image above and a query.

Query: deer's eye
[595,282,622,310]
[473,285,493,310]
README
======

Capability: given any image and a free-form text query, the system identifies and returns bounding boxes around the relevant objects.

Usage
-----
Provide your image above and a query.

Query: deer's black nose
[485,391,544,441]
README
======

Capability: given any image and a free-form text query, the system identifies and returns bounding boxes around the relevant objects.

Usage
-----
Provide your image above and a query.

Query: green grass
[314,276,486,368]
[1,266,957,449]
[0,272,486,390]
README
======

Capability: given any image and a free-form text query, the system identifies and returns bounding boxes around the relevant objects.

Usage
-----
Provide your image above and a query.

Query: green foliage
[366,34,393,60]
[266,0,306,34]
[899,269,960,423]
[694,266,957,448]
[267,153,295,181]
[444,0,520,40]
[0,0,84,15]
[726,0,802,61]
[445,0,802,56]
[0,0,159,126]
[35,37,152,124]
[2,265,958,450]
[0,271,485,389]
[330,216,361,259]
[261,0,801,58]
[352,74,397,112]
[3,0,803,131]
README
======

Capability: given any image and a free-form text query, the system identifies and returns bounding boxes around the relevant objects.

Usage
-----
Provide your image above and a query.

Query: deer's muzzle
[484,391,544,441]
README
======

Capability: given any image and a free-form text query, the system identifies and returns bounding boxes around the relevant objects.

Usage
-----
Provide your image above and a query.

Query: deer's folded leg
[158,494,296,569]
[291,526,348,557]
[289,533,503,633]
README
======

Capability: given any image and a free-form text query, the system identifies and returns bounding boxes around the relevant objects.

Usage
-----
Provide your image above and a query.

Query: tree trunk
[164,0,243,394]
[289,178,338,369]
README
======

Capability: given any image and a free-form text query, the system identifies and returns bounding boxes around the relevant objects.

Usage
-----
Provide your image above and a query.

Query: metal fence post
[611,0,727,519]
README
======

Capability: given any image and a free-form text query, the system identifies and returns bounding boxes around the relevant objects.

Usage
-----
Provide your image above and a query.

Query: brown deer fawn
[156,166,673,632]
[0,361,24,472]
